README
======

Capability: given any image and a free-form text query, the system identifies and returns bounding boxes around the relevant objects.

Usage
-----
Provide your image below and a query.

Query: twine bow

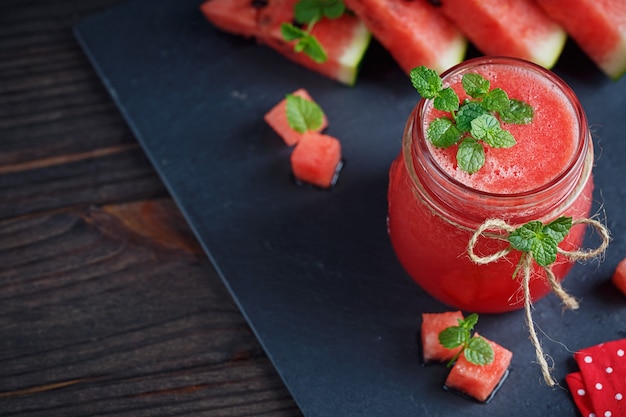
[467,218,610,386]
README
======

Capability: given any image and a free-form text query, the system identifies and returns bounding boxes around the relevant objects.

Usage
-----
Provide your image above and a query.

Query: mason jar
[387,57,594,313]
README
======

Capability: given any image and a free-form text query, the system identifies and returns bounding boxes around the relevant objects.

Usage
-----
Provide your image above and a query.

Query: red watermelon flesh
[611,257,626,296]
[344,0,467,74]
[535,0,626,80]
[290,131,342,188]
[258,0,371,86]
[200,0,371,85]
[264,88,328,146]
[435,0,566,69]
[199,0,259,38]
[421,311,464,363]
[444,334,512,402]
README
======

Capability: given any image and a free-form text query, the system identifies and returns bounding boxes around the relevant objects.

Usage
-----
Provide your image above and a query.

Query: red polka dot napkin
[566,338,626,417]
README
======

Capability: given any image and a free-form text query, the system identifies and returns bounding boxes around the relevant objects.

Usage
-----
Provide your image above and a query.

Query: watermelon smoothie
[387,57,594,313]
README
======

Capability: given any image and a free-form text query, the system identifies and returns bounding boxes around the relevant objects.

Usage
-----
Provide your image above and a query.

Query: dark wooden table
[1,1,303,415]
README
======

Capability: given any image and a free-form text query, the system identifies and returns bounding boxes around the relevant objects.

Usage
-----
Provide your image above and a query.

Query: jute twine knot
[467,217,610,387]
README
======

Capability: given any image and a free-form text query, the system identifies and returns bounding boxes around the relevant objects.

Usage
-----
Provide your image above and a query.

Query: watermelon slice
[344,0,467,74]
[264,88,328,146]
[433,0,567,69]
[444,334,512,402]
[199,0,259,38]
[200,0,371,85]
[535,0,626,80]
[420,311,465,363]
[611,257,626,296]
[290,131,342,188]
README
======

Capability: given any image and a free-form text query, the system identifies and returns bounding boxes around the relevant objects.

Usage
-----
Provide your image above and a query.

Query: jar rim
[406,56,591,224]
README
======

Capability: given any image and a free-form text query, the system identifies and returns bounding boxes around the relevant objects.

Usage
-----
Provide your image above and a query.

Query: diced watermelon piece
[420,311,464,363]
[535,0,626,80]
[611,257,626,296]
[434,0,566,69]
[344,0,467,74]
[290,132,342,188]
[264,88,328,146]
[200,0,371,85]
[445,334,512,402]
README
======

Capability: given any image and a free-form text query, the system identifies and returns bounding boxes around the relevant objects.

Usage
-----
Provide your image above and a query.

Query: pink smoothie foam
[423,64,580,194]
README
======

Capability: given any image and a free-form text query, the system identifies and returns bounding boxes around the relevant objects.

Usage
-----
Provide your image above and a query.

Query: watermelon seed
[250,0,268,8]
[426,0,442,7]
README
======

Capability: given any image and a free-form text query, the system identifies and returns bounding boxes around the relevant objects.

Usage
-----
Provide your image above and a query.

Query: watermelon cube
[264,88,328,146]
[290,132,342,188]
[611,257,626,296]
[420,311,464,363]
[444,334,512,403]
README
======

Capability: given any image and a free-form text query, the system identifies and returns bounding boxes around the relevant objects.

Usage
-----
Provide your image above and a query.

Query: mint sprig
[285,94,325,133]
[439,313,494,367]
[281,0,345,63]
[508,216,572,267]
[410,66,534,174]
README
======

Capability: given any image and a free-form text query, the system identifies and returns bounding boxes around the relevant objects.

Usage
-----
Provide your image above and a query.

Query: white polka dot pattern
[566,339,626,417]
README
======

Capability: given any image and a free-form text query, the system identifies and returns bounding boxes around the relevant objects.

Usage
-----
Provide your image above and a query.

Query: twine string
[467,217,610,387]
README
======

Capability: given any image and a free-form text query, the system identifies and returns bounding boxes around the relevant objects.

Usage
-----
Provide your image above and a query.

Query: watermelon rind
[436,36,468,75]
[601,34,626,81]
[530,27,567,70]
[335,20,372,86]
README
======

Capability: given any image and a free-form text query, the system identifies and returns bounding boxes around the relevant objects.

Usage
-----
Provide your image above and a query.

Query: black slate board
[74,1,626,416]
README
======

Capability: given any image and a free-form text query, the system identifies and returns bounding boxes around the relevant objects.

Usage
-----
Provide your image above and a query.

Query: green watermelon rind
[335,20,372,86]
[602,34,626,81]
[435,35,468,75]
[530,27,567,70]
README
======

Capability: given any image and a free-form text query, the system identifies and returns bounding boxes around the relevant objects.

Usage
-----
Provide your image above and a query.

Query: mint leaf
[283,0,344,63]
[457,137,485,174]
[499,98,534,124]
[544,217,572,243]
[321,0,345,18]
[470,114,516,148]
[491,129,516,148]
[295,0,345,23]
[531,235,558,266]
[482,88,510,112]
[294,0,323,24]
[508,218,572,267]
[465,336,495,365]
[295,35,327,63]
[470,113,501,142]
[282,24,327,63]
[285,94,325,133]
[438,313,494,367]
[456,101,487,132]
[439,326,467,349]
[509,221,543,252]
[427,117,462,147]
[462,73,490,98]
[462,313,479,329]
[410,66,442,99]
[434,87,459,113]
[281,23,305,41]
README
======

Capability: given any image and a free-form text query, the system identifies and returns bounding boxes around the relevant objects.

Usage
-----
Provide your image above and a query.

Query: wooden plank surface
[0,1,303,415]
